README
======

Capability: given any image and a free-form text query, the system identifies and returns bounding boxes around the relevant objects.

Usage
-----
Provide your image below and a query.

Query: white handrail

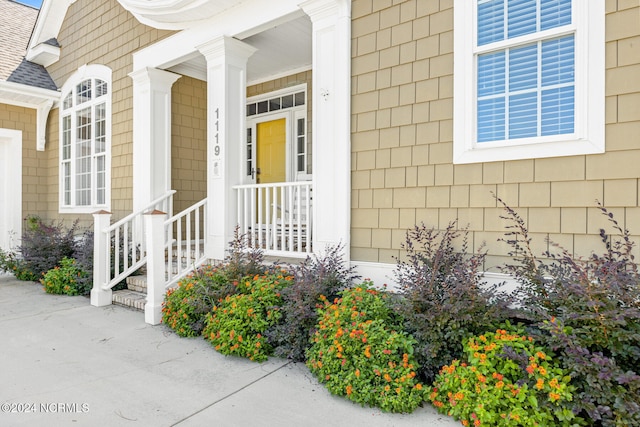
[99,191,176,291]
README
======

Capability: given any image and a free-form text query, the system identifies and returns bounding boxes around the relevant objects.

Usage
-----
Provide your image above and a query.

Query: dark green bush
[162,229,271,336]
[499,198,640,426]
[306,284,425,413]
[393,221,513,384]
[40,257,89,296]
[162,265,234,336]
[430,324,583,426]
[203,272,292,362]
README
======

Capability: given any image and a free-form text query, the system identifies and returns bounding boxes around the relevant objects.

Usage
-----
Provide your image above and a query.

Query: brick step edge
[112,289,146,312]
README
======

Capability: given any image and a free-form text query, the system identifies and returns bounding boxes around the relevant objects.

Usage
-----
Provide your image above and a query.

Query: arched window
[59,64,111,212]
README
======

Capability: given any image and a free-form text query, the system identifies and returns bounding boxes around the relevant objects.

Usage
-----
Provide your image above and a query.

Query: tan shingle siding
[351,0,640,267]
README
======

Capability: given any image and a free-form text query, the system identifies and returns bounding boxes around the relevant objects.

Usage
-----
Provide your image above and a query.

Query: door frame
[244,84,308,185]
[0,129,22,251]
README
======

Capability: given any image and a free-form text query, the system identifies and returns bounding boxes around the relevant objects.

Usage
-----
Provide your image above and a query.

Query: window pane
[76,108,91,143]
[541,85,574,135]
[247,104,256,116]
[294,92,305,106]
[269,98,281,111]
[509,43,538,91]
[62,116,71,160]
[540,0,571,30]
[477,97,506,142]
[509,92,538,139]
[246,128,253,176]
[508,0,537,39]
[76,79,92,105]
[95,103,106,153]
[541,35,574,86]
[63,162,71,205]
[281,95,294,108]
[63,93,73,110]
[95,79,108,97]
[478,0,505,46]
[257,101,268,114]
[478,51,506,97]
[96,155,105,205]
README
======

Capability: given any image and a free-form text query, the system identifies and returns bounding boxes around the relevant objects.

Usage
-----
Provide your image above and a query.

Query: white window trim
[58,64,112,214]
[453,0,604,164]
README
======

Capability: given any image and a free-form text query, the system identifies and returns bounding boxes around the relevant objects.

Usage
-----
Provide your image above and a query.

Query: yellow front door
[257,118,286,184]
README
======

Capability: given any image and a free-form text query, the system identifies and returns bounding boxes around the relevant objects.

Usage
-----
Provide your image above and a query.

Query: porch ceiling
[167,15,312,85]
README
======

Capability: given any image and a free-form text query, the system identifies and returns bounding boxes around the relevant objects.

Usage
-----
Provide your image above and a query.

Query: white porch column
[197,36,256,260]
[300,0,352,258]
[129,68,181,212]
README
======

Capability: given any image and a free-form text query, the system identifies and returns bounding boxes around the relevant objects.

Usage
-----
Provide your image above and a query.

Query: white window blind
[476,0,574,143]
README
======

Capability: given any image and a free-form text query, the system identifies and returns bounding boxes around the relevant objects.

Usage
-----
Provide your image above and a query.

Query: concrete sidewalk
[0,274,459,427]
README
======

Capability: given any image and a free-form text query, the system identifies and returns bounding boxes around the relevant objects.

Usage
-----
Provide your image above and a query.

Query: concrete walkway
[0,274,460,427]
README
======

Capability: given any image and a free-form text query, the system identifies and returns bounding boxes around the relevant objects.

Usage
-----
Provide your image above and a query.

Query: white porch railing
[233,182,313,256]
[91,192,207,324]
[92,191,175,297]
[164,198,207,288]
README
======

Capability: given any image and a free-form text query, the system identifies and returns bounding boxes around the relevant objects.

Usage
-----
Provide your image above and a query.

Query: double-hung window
[453,0,604,164]
[59,64,111,213]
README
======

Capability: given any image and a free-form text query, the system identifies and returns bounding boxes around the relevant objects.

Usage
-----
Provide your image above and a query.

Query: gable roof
[0,0,57,90]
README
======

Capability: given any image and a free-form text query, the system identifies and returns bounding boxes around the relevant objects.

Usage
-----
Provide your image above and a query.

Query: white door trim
[0,128,22,251]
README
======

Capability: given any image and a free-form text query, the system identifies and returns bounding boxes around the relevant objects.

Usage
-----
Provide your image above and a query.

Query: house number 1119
[214,108,221,157]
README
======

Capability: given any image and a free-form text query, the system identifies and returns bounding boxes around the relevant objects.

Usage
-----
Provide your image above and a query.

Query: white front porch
[91,0,351,324]
[128,0,350,263]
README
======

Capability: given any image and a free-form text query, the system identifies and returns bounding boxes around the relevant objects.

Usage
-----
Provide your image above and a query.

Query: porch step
[112,289,146,311]
[126,275,148,293]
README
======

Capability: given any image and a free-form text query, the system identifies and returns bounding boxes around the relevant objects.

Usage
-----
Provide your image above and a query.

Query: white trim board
[0,129,23,251]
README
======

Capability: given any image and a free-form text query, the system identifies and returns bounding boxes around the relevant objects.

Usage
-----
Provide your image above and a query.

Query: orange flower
[355,369,360,378]
[549,392,561,401]
[364,346,371,358]
[346,385,353,396]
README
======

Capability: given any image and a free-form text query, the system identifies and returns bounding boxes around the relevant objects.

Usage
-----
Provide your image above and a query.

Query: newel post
[91,211,112,307]
[144,210,166,325]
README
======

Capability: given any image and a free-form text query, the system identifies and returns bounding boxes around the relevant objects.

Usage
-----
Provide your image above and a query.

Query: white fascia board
[132,0,302,72]
[27,0,77,64]
[0,80,59,106]
[25,42,60,67]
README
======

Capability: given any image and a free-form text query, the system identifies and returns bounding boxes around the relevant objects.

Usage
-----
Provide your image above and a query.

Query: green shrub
[0,247,37,281]
[203,272,292,362]
[499,198,640,426]
[306,284,425,413]
[40,257,89,296]
[393,222,513,384]
[429,326,583,426]
[267,244,359,361]
[162,265,236,337]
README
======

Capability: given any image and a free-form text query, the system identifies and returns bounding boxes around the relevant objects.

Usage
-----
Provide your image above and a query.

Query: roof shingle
[0,0,57,91]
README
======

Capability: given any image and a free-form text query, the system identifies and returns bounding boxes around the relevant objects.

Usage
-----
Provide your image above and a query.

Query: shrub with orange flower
[203,273,292,362]
[306,283,425,413]
[162,264,234,337]
[41,257,88,296]
[428,323,583,426]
